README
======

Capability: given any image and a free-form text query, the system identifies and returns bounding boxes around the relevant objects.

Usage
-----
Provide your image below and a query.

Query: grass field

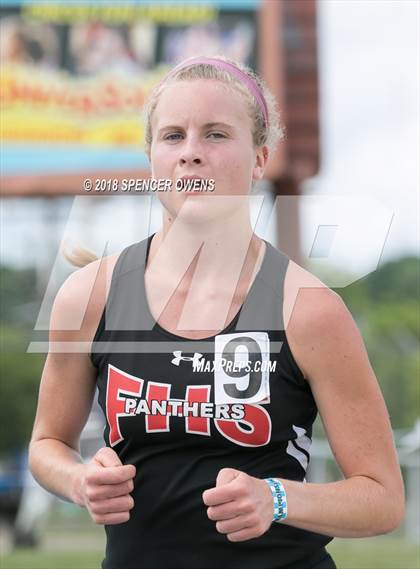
[1,505,419,569]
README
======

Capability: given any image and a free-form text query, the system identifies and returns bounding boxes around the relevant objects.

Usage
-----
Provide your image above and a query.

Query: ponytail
[61,243,99,268]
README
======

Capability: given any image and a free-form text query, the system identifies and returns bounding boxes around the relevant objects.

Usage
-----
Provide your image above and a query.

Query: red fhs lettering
[214,405,271,447]
[145,382,171,432]
[106,365,271,447]
[106,364,144,446]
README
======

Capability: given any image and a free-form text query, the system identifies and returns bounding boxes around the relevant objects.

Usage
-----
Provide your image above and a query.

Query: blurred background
[0,0,419,567]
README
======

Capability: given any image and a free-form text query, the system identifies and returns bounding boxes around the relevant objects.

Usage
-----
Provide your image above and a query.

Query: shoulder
[283,259,345,326]
[50,253,120,339]
[284,259,358,381]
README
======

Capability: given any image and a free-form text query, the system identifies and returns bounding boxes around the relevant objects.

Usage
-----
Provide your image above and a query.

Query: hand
[202,467,274,542]
[77,447,136,525]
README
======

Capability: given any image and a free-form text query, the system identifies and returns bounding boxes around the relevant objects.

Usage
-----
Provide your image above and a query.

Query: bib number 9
[214,332,270,405]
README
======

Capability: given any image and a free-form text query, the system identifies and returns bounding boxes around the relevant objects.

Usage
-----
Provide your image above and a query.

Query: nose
[178,135,203,167]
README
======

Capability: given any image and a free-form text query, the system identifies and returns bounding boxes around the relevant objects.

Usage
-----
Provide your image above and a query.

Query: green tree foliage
[334,256,419,430]
[0,326,45,456]
[0,265,46,456]
[0,266,38,322]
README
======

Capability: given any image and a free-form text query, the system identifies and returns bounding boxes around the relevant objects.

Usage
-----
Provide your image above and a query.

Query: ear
[252,145,269,181]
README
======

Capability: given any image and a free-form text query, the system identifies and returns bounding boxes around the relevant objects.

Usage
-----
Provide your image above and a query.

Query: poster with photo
[0,1,259,177]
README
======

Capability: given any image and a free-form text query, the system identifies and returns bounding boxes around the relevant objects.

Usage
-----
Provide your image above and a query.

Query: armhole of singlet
[281,256,308,388]
[89,308,105,369]
[89,244,134,369]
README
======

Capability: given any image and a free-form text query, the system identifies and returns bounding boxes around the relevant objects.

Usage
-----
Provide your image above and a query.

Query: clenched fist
[202,468,274,542]
[75,447,136,525]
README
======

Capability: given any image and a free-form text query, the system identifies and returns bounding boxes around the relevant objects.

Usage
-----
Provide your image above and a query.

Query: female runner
[28,56,405,569]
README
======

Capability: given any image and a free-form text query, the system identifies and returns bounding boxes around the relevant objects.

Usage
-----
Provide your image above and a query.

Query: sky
[1,0,419,275]
[302,0,419,275]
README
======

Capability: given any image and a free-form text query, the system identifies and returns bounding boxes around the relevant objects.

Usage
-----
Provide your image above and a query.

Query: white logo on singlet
[171,351,204,367]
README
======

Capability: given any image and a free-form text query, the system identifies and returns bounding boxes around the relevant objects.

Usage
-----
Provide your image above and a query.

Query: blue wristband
[264,477,288,522]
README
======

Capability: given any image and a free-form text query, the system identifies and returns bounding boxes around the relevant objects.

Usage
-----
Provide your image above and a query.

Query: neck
[150,206,262,280]
[144,205,267,333]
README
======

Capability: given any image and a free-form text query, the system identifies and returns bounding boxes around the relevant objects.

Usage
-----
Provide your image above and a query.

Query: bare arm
[28,256,113,505]
[28,352,96,505]
[278,271,405,537]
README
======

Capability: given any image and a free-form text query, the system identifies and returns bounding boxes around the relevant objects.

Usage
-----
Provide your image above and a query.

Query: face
[149,79,268,224]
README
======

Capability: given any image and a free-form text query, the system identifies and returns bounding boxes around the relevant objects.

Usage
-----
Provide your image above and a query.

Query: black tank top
[90,234,334,569]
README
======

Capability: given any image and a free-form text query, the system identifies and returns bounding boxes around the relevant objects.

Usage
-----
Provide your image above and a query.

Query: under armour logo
[171,351,204,367]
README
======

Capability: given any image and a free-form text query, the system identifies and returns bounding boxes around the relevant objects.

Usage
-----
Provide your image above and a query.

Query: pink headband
[163,56,269,127]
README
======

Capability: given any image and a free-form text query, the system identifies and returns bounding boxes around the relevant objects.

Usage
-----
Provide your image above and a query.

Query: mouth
[177,175,206,193]
[180,175,203,180]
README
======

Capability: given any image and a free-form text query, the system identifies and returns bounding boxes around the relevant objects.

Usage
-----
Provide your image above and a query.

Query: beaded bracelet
[264,477,288,522]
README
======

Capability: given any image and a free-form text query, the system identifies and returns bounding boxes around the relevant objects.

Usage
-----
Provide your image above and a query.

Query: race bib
[214,331,270,405]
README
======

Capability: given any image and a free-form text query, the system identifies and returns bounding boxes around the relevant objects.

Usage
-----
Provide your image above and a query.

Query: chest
[144,267,252,340]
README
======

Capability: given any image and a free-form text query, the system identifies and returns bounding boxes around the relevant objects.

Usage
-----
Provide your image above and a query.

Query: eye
[207,132,226,139]
[164,132,183,141]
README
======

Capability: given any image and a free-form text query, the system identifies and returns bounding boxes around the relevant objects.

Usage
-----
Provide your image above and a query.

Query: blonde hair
[144,55,284,157]
[61,242,99,268]
[65,56,284,268]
